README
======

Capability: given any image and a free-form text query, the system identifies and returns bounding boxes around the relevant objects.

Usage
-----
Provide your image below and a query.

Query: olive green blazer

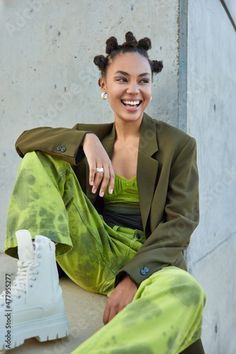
[15,113,199,286]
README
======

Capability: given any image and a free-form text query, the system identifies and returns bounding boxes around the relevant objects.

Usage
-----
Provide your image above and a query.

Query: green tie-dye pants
[5,152,205,354]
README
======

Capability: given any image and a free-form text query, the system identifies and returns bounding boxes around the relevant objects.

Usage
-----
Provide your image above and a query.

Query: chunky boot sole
[0,313,69,350]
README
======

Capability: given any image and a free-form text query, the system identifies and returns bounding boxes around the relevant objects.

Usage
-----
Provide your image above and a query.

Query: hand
[83,133,115,197]
[103,275,138,324]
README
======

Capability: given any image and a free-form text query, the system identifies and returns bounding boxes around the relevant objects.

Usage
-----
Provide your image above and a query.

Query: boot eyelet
[30,284,33,288]
[17,295,21,299]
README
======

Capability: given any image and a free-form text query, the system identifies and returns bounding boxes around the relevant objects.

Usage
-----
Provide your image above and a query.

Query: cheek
[146,85,152,95]
[107,87,123,103]
[148,88,153,99]
[144,89,152,101]
[107,90,121,108]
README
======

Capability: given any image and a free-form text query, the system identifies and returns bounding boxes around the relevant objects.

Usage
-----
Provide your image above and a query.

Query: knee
[21,151,38,164]
[21,151,68,171]
[22,151,51,164]
[20,151,49,169]
[136,267,206,311]
[171,268,206,310]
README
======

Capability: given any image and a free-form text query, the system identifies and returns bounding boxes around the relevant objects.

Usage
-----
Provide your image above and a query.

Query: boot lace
[0,260,40,306]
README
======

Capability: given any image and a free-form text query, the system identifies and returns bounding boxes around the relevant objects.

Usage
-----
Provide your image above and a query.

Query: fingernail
[109,188,113,194]
[92,187,96,194]
[100,191,104,197]
[90,180,93,186]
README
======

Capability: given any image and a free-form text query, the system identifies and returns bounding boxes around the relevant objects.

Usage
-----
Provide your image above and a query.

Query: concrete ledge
[0,254,106,354]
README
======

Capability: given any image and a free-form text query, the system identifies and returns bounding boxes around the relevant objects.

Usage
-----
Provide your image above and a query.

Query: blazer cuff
[115,262,163,287]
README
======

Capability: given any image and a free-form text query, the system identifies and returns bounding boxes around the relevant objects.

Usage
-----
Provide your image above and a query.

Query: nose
[126,81,140,94]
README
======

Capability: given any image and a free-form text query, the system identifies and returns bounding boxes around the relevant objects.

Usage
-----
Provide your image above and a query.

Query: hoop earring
[101,92,108,100]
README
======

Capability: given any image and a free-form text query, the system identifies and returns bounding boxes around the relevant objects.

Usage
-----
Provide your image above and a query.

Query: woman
[1,32,205,353]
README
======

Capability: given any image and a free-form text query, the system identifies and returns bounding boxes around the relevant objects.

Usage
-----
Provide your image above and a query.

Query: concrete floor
[0,254,106,354]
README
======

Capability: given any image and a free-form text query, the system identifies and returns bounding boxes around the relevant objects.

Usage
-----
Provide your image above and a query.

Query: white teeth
[122,100,141,106]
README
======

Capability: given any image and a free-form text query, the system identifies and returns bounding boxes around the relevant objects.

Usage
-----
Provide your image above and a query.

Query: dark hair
[94,31,163,83]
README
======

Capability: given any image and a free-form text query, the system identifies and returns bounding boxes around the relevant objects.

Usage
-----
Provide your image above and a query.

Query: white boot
[0,230,69,350]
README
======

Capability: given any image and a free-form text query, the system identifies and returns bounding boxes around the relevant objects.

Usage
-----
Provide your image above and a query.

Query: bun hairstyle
[94,31,163,81]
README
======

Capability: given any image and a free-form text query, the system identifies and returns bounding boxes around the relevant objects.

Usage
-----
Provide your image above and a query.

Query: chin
[113,104,146,122]
[117,112,144,122]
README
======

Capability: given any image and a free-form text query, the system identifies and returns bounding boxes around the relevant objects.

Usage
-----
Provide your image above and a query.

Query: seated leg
[71,266,206,354]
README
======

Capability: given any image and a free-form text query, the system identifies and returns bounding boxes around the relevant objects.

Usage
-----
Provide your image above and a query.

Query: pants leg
[71,267,206,354]
[5,151,144,295]
[5,152,205,353]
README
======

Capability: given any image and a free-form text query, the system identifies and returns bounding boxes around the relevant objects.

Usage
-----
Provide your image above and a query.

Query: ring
[96,167,104,173]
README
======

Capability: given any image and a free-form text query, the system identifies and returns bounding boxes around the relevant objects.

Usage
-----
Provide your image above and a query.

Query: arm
[15,125,115,196]
[15,127,89,165]
[116,136,199,286]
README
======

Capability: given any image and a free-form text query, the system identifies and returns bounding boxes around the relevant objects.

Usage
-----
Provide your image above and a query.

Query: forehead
[107,52,151,76]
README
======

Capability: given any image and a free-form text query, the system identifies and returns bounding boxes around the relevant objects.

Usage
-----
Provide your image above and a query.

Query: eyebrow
[114,70,151,77]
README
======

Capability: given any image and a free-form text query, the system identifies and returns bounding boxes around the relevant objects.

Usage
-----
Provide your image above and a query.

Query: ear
[99,76,108,92]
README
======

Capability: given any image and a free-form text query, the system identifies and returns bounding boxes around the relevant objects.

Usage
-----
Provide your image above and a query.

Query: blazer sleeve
[115,137,199,286]
[15,126,92,165]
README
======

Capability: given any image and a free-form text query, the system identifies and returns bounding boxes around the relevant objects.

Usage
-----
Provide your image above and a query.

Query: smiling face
[99,52,152,124]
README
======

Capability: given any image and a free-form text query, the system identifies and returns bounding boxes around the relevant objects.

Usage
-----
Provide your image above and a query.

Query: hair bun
[138,37,151,51]
[151,60,163,74]
[106,36,119,54]
[94,32,163,78]
[123,31,137,47]
[93,55,108,70]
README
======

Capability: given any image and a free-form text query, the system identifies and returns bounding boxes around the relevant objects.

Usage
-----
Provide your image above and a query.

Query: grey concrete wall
[186,0,236,353]
[224,0,236,24]
[1,0,235,352]
[0,0,179,251]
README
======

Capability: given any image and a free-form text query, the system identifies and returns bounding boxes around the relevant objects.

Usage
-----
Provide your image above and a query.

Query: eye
[115,76,127,83]
[139,78,150,84]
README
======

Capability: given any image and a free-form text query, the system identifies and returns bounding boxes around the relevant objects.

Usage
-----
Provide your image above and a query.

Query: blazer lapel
[137,113,159,232]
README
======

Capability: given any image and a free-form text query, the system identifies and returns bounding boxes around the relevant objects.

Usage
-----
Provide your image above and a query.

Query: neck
[114,114,143,141]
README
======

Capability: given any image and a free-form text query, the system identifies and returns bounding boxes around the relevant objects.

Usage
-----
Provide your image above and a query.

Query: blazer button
[140,266,150,276]
[55,145,66,153]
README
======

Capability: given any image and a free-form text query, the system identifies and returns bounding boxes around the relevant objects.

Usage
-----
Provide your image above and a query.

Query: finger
[99,165,110,197]
[92,161,103,193]
[108,165,115,194]
[92,170,104,194]
[107,307,118,323]
[89,163,97,186]
[103,300,110,324]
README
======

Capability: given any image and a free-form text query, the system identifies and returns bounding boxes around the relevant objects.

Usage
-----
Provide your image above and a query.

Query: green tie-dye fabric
[5,152,205,354]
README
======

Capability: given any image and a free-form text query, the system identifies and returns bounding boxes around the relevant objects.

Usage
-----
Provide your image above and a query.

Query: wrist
[119,274,137,288]
[83,133,97,145]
